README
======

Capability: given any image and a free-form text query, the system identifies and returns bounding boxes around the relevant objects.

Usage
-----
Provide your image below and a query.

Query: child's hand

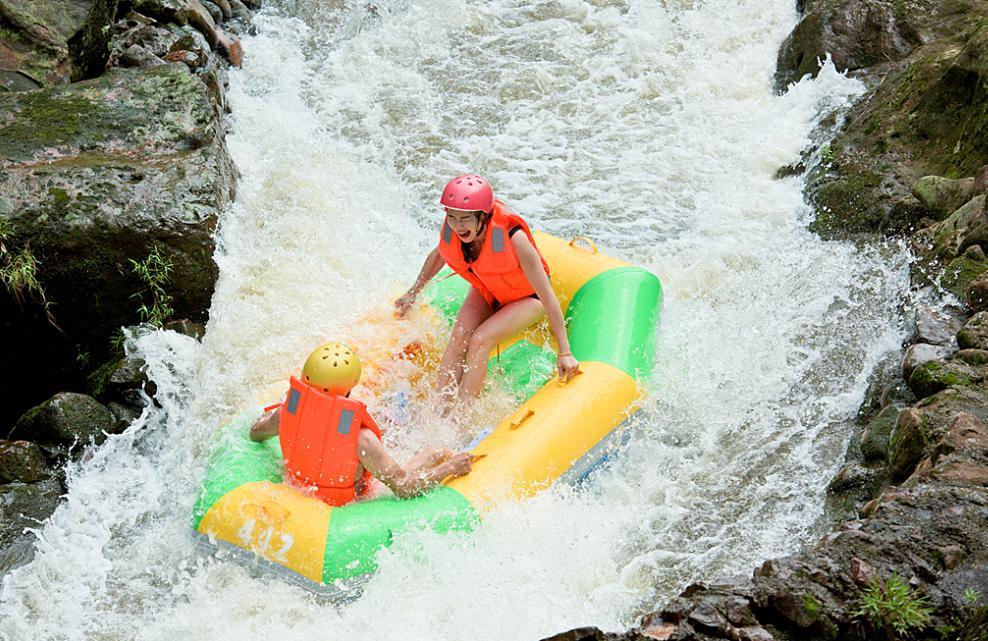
[557,353,580,382]
[394,291,417,318]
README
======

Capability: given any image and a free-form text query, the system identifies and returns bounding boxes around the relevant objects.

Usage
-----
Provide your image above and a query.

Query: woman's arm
[513,234,581,381]
[395,246,445,317]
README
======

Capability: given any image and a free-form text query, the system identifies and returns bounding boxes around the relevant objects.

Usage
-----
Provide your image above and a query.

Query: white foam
[1,1,911,639]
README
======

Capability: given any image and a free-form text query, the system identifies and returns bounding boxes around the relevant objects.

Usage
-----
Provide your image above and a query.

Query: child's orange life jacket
[277,376,382,506]
[437,200,550,306]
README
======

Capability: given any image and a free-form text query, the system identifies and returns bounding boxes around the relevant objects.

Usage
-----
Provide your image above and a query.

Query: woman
[395,174,580,407]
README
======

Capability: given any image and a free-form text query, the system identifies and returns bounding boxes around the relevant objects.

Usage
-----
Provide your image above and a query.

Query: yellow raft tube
[192,232,662,591]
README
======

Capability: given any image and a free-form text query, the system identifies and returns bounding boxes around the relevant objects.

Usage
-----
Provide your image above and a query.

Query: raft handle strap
[568,236,598,254]
[510,408,535,430]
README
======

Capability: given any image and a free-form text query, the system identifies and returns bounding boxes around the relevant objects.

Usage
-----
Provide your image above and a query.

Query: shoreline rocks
[551,1,988,639]
[0,0,252,576]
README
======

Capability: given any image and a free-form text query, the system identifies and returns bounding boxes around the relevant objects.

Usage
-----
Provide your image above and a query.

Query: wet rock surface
[0,0,118,90]
[0,0,253,576]
[1,5,239,428]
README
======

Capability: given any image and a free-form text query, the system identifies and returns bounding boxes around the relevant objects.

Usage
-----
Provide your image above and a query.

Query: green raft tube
[192,233,662,594]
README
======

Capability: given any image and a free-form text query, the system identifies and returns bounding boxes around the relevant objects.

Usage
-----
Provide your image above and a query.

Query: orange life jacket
[437,200,550,306]
[277,376,382,506]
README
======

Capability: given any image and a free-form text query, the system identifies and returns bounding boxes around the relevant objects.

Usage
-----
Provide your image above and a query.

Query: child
[394,174,580,407]
[249,342,472,503]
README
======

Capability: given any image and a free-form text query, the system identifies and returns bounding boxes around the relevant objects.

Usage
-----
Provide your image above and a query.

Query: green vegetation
[938,589,987,641]
[0,218,58,327]
[853,572,933,639]
[129,246,174,327]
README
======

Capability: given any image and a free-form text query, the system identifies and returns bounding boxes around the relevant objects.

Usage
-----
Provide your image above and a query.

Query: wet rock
[828,462,884,502]
[912,175,977,220]
[914,304,962,346]
[227,0,253,26]
[737,627,775,641]
[0,0,117,90]
[688,601,733,636]
[164,48,205,69]
[119,43,167,68]
[201,0,224,23]
[932,196,988,260]
[861,404,898,462]
[888,407,927,481]
[106,401,142,432]
[907,359,979,399]
[163,318,206,339]
[9,392,114,445]
[775,0,923,88]
[0,440,50,482]
[88,355,151,408]
[955,348,988,366]
[131,0,242,65]
[806,15,988,237]
[0,64,235,427]
[0,478,62,574]
[902,342,951,379]
[539,628,631,641]
[966,270,988,312]
[958,311,988,350]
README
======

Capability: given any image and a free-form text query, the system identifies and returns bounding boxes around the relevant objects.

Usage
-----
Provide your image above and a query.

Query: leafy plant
[938,588,987,641]
[853,572,933,640]
[0,219,59,328]
[129,246,175,327]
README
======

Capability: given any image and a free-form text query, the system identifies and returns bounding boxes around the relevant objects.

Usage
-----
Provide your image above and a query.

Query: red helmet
[440,174,494,213]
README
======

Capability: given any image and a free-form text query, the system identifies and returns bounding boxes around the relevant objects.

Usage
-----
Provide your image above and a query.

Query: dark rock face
[0,440,50,483]
[805,3,988,237]
[0,478,62,575]
[553,414,988,641]
[0,0,118,91]
[0,64,235,426]
[776,0,926,89]
[9,392,114,446]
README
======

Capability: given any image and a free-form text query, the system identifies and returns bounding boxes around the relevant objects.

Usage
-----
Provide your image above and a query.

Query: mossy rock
[0,0,117,90]
[958,311,988,350]
[0,64,235,428]
[888,408,928,481]
[940,254,988,300]
[807,14,988,236]
[861,404,900,462]
[9,392,114,445]
[907,360,978,399]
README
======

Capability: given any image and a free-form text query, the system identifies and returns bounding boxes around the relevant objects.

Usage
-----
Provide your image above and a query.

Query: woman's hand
[394,291,417,318]
[557,352,580,382]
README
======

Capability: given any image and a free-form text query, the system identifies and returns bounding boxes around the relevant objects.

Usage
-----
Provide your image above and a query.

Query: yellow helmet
[302,342,361,395]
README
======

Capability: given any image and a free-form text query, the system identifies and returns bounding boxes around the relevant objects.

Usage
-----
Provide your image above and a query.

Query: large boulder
[0,0,118,91]
[9,392,114,445]
[806,6,988,237]
[776,0,925,88]
[0,478,62,574]
[0,64,235,427]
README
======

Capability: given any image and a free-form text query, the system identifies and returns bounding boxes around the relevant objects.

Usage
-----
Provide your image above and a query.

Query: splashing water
[1,1,911,639]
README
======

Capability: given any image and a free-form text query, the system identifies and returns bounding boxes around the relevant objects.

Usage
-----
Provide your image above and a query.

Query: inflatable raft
[192,232,662,592]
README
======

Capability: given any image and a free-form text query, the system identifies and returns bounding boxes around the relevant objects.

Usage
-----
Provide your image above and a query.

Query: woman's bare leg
[458,297,545,402]
[436,287,493,402]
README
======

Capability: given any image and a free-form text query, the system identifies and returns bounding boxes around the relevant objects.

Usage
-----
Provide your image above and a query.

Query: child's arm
[395,246,445,317]
[512,234,581,381]
[249,408,281,442]
[356,429,472,498]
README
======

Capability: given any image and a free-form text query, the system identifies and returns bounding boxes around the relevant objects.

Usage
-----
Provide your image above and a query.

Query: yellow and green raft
[191,233,662,591]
